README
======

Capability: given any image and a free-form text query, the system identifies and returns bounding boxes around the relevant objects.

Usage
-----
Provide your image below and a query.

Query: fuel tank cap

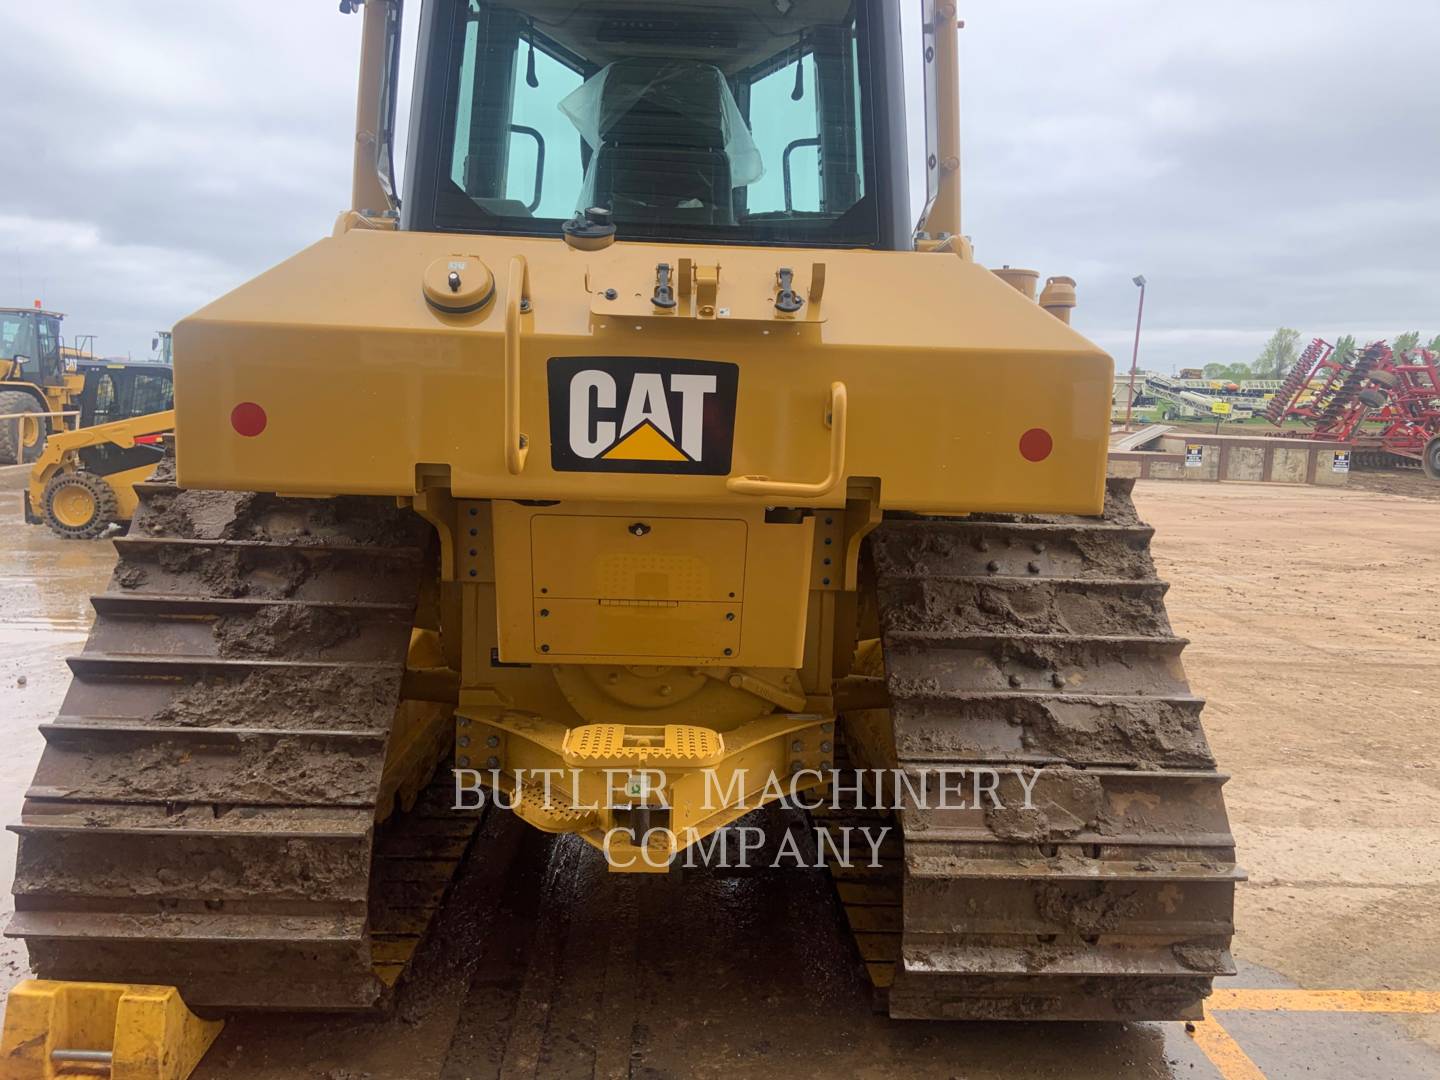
[423,256,495,314]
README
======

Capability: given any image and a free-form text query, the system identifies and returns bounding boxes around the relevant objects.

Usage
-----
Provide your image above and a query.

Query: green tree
[1254,328,1301,378]
[1393,331,1421,357]
[1426,334,1440,354]
[1331,335,1356,367]
[1202,362,1252,382]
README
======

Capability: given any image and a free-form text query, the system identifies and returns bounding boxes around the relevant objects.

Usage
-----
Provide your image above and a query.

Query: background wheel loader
[0,305,89,464]
[24,360,175,539]
[5,0,1237,1035]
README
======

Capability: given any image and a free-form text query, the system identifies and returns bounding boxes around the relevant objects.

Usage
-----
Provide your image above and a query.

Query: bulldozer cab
[405,0,911,248]
[0,307,66,387]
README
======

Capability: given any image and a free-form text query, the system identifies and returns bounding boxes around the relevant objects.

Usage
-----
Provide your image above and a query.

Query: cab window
[130,373,174,416]
[425,0,877,247]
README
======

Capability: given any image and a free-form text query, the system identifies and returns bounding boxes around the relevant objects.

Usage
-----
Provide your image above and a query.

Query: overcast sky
[3,1,1438,372]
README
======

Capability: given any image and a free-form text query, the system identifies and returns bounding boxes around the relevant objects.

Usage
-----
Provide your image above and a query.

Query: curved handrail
[727,381,848,498]
[505,256,530,475]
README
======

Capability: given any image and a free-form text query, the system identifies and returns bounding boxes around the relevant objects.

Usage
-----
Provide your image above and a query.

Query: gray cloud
[960,0,1440,370]
[3,1,1438,371]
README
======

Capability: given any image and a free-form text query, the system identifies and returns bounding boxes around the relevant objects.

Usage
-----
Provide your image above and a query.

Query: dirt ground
[1347,466,1440,502]
[1141,476,1440,1053]
[1,464,1438,1079]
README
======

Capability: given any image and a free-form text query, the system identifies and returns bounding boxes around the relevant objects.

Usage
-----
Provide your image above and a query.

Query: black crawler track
[832,477,1241,1021]
[6,468,477,1011]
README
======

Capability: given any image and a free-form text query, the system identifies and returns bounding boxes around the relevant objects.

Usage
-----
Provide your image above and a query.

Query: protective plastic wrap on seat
[559,59,764,209]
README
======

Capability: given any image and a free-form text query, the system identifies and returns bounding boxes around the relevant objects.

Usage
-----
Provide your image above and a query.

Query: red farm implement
[1265,338,1440,479]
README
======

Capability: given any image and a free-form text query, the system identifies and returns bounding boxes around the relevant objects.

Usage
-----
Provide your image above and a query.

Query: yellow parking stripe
[1189,987,1440,1078]
[1210,989,1440,1014]
[1188,1016,1267,1080]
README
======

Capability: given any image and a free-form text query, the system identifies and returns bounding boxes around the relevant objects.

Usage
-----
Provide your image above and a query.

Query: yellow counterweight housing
[172,232,1111,512]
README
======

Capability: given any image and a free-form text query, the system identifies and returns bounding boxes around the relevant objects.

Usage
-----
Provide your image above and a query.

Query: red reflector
[134,434,164,445]
[231,402,267,438]
[1019,428,1053,462]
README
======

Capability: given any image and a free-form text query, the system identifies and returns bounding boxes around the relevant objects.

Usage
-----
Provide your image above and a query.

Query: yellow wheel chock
[0,981,221,1080]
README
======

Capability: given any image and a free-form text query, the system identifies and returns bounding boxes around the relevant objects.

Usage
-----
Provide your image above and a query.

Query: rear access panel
[491,503,814,666]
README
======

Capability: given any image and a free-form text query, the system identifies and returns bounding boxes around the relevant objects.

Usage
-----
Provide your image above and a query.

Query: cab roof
[0,307,65,319]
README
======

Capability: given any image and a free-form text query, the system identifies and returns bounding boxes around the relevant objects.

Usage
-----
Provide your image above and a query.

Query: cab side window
[131,374,173,416]
[36,317,61,382]
[91,374,117,426]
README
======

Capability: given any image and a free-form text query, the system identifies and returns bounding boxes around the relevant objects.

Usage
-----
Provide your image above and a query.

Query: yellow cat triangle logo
[602,420,690,462]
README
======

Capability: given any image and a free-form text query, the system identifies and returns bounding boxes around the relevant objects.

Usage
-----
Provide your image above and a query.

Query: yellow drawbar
[0,981,221,1080]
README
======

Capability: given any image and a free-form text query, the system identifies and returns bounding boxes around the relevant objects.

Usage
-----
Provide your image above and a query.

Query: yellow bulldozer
[4,0,1237,1050]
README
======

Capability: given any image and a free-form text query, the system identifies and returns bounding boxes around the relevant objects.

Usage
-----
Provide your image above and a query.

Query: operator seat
[590,59,737,225]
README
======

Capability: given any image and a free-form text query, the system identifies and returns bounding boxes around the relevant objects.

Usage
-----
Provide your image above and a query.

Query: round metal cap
[423,256,495,314]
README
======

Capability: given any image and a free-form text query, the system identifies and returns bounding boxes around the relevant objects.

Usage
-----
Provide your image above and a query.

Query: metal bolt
[724,648,733,656]
[987,561,1000,573]
[726,612,735,621]
[976,539,990,552]
[469,548,478,557]
[487,735,499,748]
[819,760,831,771]
[658,684,673,697]
[470,527,478,537]
[459,718,471,728]
[458,736,471,748]
[1009,674,1023,687]
[469,569,478,578]
[790,760,803,774]
[486,756,500,769]
[541,644,551,653]
[629,522,652,536]
[791,740,804,752]
[821,722,833,734]
[820,741,832,753]
[1052,673,1067,688]
[604,288,618,300]
[1034,542,1047,554]
[1027,562,1041,574]
[540,608,550,618]
[469,507,478,517]
[459,756,470,767]
[822,578,831,586]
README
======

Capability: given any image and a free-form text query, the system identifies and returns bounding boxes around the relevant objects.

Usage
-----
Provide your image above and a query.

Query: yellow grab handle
[727,381,848,499]
[505,256,531,475]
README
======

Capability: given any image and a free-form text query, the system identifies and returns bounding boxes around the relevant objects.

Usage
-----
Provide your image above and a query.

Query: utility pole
[1124,274,1147,431]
